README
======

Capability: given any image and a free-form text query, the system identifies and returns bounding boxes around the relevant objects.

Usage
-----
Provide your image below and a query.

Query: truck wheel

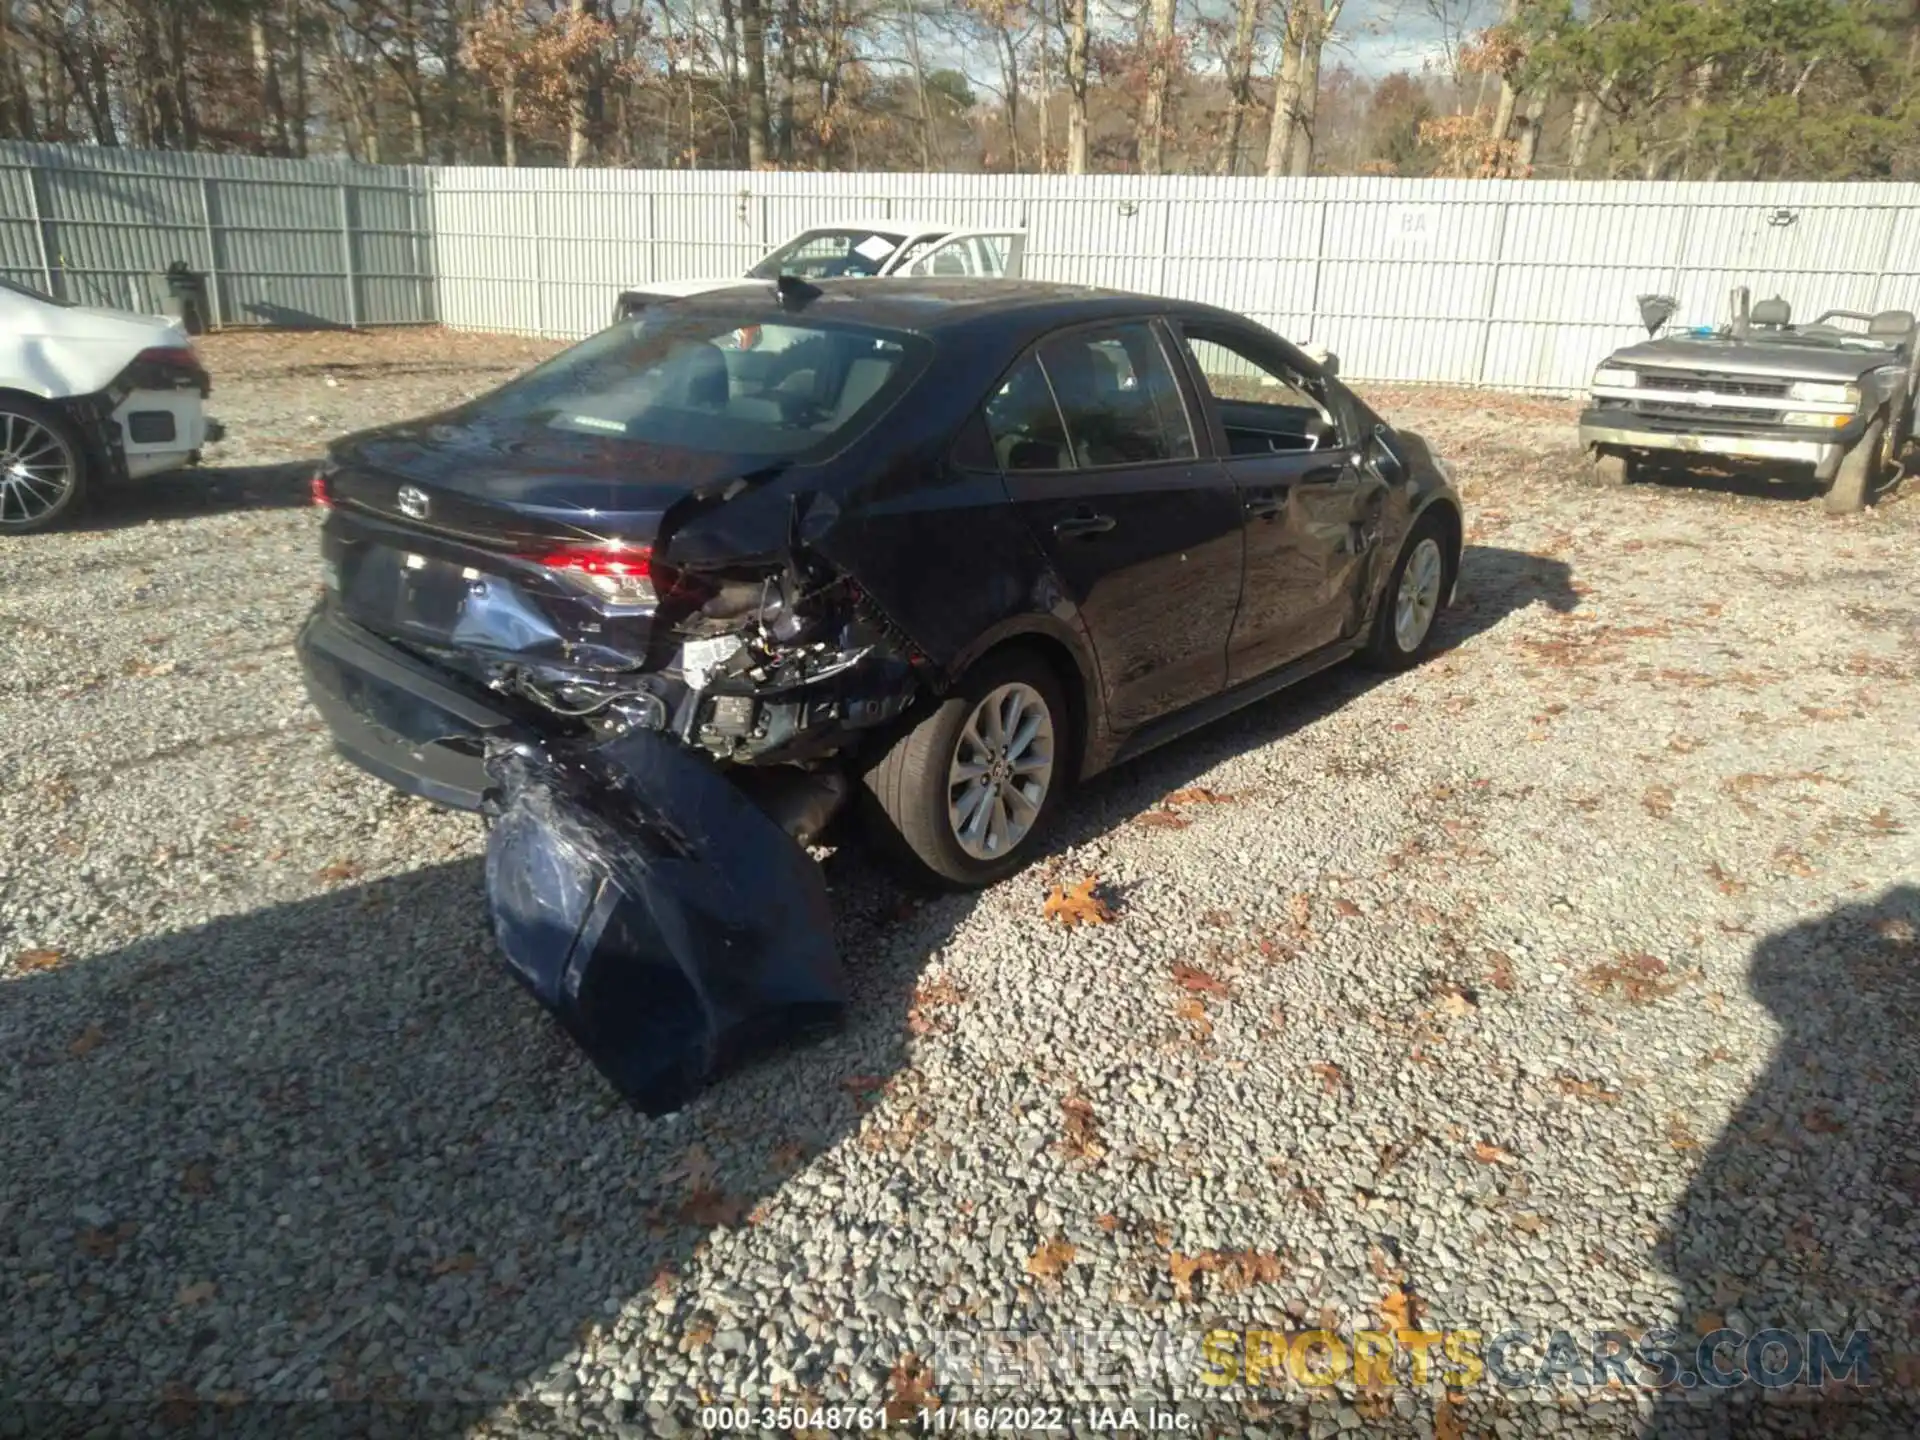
[862,648,1069,890]
[1825,417,1883,516]
[0,396,89,535]
[1590,450,1633,487]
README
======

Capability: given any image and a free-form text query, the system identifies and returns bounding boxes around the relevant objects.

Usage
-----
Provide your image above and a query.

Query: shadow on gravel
[81,461,317,531]
[1037,541,1577,843]
[0,541,1570,1431]
[0,850,964,1428]
[1644,885,1920,1439]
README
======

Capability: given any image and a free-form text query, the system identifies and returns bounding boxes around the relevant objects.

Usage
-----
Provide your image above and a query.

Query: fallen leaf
[1043,876,1114,928]
[1642,786,1675,819]
[906,976,967,1036]
[1667,1116,1703,1152]
[1486,952,1516,991]
[1581,953,1681,1004]
[430,1252,478,1276]
[1705,862,1747,895]
[1167,1248,1283,1302]
[1310,1062,1344,1094]
[11,948,64,974]
[1436,987,1477,1019]
[1334,899,1362,917]
[1380,1285,1421,1329]
[316,860,361,884]
[1095,1213,1120,1233]
[1164,786,1235,805]
[69,1024,106,1058]
[1060,1094,1106,1160]
[770,1141,807,1170]
[679,1187,747,1228]
[1694,1312,1725,1337]
[1025,1236,1076,1280]
[1171,962,1231,997]
[1135,809,1193,830]
[840,1075,887,1111]
[1554,1076,1621,1105]
[682,1320,715,1350]
[1472,1141,1516,1165]
[1175,996,1213,1041]
[1435,1395,1465,1440]
[885,1354,938,1423]
[1287,893,1313,930]
[1511,1213,1549,1235]
[175,1280,217,1306]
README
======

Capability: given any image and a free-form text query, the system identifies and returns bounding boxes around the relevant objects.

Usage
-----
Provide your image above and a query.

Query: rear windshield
[747,229,913,281]
[463,309,927,459]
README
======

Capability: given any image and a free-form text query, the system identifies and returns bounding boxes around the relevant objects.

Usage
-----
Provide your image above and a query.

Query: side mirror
[1366,427,1404,483]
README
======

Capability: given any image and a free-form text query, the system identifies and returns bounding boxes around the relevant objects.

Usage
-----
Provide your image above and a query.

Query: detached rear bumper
[297,603,532,811]
[1578,410,1855,474]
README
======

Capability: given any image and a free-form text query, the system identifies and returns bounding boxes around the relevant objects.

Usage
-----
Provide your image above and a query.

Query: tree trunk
[998,25,1021,169]
[777,0,799,161]
[567,0,593,166]
[501,80,517,167]
[1037,0,1053,171]
[1137,0,1176,174]
[1064,0,1088,173]
[1568,74,1612,173]
[902,0,935,169]
[1514,90,1545,173]
[1263,2,1305,178]
[740,0,770,165]
[1286,0,1340,176]
[1218,0,1260,175]
[248,6,288,153]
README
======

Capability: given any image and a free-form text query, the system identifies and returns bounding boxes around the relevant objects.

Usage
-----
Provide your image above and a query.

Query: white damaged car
[613,219,1026,322]
[0,276,222,534]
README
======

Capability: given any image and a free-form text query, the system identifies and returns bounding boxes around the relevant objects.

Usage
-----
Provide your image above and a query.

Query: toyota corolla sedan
[299,279,1462,889]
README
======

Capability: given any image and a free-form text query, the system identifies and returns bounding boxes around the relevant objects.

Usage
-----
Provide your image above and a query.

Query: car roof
[797,218,993,236]
[681,277,1232,337]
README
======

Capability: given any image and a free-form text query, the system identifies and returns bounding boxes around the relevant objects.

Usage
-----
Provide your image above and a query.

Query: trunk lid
[321,416,780,670]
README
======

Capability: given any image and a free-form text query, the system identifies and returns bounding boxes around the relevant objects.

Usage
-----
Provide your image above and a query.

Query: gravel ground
[3,329,1918,1439]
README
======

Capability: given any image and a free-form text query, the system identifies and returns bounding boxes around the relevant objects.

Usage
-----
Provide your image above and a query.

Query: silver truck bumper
[1578,422,1843,471]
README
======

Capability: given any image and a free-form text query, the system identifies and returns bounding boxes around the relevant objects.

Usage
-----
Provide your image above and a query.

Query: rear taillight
[529,543,658,606]
[311,471,332,508]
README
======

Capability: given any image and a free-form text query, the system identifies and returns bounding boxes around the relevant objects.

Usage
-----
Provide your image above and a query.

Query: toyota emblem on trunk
[396,485,430,519]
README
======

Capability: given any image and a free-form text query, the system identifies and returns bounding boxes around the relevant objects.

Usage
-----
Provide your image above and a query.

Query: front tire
[1825,416,1883,515]
[0,396,88,534]
[1590,449,1633,487]
[1362,513,1451,672]
[862,649,1068,889]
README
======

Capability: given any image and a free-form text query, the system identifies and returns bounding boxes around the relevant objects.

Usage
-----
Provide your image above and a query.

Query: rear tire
[1825,417,1883,516]
[862,649,1069,890]
[1590,450,1633,487]
[1362,512,1452,672]
[0,395,89,535]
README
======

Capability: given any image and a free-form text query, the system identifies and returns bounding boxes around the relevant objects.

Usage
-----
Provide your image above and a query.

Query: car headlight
[1592,366,1637,389]
[1786,380,1858,406]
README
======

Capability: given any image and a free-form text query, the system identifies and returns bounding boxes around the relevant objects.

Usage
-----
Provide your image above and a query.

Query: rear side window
[1037,323,1196,467]
[982,353,1071,471]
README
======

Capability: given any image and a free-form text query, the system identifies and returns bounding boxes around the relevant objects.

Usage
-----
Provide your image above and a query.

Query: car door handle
[1052,510,1116,539]
[1244,492,1284,520]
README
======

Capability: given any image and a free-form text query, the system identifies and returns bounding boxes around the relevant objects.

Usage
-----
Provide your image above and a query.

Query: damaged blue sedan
[297,278,1463,1110]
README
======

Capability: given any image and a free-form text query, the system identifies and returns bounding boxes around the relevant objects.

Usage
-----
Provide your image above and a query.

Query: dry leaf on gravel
[1486,952,1516,991]
[1472,1141,1516,1165]
[11,948,64,974]
[1026,1237,1076,1280]
[315,860,361,884]
[1135,809,1193,830]
[1287,893,1313,930]
[1171,962,1232,997]
[885,1354,938,1423]
[1175,996,1214,1042]
[1043,877,1114,928]
[1380,1285,1422,1329]
[1581,954,1682,1003]
[69,1025,106,1058]
[1310,1062,1345,1094]
[906,976,966,1036]
[1169,1249,1283,1302]
[1555,1076,1621,1104]
[175,1280,217,1306]
[1435,1395,1466,1440]
[1060,1094,1106,1160]
[1642,786,1675,818]
[1436,987,1477,1019]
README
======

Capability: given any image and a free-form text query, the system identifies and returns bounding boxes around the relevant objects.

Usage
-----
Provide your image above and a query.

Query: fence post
[338,183,359,327]
[532,178,547,336]
[25,163,54,298]
[1869,206,1901,314]
[1474,197,1513,387]
[1306,192,1329,344]
[199,177,225,329]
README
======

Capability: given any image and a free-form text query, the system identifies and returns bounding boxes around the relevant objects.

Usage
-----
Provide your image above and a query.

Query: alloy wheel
[0,410,78,529]
[1394,536,1444,654]
[946,681,1055,861]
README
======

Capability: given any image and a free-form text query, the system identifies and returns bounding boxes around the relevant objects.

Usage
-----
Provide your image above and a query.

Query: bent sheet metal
[481,731,847,1115]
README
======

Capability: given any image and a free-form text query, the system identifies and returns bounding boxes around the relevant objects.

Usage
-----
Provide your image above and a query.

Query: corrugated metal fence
[9,143,1920,394]
[0,142,434,326]
[431,170,1920,394]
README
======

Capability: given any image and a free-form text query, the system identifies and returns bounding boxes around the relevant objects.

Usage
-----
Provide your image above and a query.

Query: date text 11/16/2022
[698,1405,1191,1432]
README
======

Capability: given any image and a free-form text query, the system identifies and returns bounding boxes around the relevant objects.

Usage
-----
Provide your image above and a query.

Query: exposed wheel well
[1422,497,1464,579]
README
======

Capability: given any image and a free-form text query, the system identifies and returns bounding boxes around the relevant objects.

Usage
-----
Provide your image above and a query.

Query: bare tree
[1137,0,1177,173]
[1218,0,1263,174]
[1063,0,1087,172]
